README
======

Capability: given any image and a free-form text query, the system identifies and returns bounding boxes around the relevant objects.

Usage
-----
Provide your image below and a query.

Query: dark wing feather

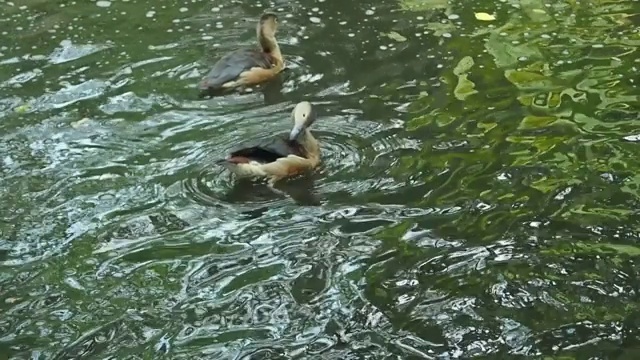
[200,48,272,91]
[228,136,306,163]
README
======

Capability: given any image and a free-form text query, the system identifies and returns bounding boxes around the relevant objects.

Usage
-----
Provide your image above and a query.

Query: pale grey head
[289,101,317,141]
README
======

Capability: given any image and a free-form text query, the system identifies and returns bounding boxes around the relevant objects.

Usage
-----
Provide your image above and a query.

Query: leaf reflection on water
[0,0,639,358]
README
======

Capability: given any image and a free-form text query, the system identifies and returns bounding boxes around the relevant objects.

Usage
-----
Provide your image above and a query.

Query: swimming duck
[219,101,321,186]
[198,12,284,97]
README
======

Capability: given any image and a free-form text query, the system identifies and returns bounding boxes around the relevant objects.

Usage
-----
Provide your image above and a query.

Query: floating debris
[383,31,407,42]
[14,104,30,113]
[474,12,496,21]
[71,117,91,129]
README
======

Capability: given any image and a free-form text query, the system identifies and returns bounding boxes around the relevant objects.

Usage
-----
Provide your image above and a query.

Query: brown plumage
[199,13,284,98]
[219,101,321,185]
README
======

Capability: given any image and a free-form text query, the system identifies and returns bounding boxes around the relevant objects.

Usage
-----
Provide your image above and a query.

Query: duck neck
[259,35,284,69]
[298,129,320,161]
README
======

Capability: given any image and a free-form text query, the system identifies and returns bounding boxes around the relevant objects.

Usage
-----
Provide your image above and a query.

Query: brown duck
[199,13,284,97]
[219,101,321,186]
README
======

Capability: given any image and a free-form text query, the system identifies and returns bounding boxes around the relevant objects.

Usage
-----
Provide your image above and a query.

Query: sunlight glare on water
[0,0,639,358]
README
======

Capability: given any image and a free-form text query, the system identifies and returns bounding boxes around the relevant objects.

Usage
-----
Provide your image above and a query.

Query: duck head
[289,101,316,141]
[257,13,279,51]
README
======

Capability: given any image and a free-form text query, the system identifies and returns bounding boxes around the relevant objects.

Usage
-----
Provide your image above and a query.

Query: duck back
[200,48,273,91]
[227,136,306,164]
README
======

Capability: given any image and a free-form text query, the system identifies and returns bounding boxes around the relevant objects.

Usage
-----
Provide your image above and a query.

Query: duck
[219,101,321,186]
[198,12,284,98]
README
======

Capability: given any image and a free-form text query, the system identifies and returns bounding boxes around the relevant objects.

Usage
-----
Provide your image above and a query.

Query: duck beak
[289,124,303,141]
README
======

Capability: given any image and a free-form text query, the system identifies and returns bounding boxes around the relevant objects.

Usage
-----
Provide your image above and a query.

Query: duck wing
[227,136,306,164]
[200,48,272,91]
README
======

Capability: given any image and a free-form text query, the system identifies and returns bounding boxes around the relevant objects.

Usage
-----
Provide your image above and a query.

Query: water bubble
[212,7,220,12]
[365,9,375,15]
[146,11,156,18]
[310,17,321,24]
[96,0,111,7]
[179,7,188,12]
[448,14,460,20]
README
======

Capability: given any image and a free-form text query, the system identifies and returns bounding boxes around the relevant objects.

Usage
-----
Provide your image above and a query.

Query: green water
[1,0,639,358]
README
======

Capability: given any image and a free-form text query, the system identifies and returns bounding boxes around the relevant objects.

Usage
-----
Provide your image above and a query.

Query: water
[1,0,639,358]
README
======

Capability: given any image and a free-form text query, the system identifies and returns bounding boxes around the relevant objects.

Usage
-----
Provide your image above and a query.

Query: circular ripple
[182,166,296,210]
[182,168,226,207]
[310,111,413,198]
[318,132,365,176]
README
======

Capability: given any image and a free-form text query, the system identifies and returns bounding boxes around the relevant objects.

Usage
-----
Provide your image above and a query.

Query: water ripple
[1,0,639,359]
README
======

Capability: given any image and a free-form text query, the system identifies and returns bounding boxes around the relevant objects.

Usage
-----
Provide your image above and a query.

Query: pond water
[1,0,639,358]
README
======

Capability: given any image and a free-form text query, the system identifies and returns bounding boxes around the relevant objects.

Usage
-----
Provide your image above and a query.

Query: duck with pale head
[218,101,321,187]
[198,13,284,98]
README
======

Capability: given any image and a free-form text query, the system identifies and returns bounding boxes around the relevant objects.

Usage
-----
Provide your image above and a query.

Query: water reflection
[1,0,640,358]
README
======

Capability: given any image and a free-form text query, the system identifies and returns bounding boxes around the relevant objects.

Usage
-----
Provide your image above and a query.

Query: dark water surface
[1,0,640,358]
